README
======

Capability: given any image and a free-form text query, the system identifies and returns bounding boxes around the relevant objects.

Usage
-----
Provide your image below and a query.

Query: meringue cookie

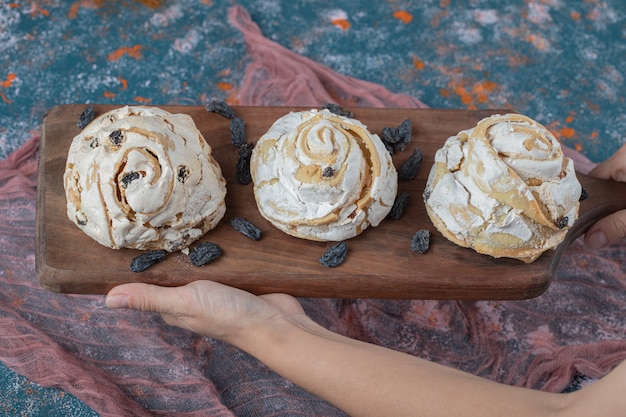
[251,109,398,241]
[424,113,581,263]
[64,106,227,252]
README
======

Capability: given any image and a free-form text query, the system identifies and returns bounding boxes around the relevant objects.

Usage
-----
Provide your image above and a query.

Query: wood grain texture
[35,105,626,299]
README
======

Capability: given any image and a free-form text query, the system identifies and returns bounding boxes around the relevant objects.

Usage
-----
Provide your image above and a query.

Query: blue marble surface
[0,0,625,415]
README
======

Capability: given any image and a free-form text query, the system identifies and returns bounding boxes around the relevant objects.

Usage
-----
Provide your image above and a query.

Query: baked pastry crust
[251,109,398,241]
[64,106,227,252]
[424,113,581,263]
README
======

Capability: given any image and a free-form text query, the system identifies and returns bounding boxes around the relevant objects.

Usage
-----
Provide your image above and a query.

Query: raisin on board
[189,242,222,266]
[77,106,95,129]
[205,100,235,119]
[322,103,353,118]
[380,119,412,153]
[228,117,246,147]
[236,143,254,185]
[231,217,262,240]
[130,250,167,272]
[399,147,423,181]
[388,192,410,220]
[411,230,430,254]
[320,241,348,268]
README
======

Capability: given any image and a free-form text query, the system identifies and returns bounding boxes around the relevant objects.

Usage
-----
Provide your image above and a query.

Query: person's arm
[583,143,626,250]
[105,280,626,417]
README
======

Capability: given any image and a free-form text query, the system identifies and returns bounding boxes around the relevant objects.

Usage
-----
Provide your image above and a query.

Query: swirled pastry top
[64,106,227,252]
[251,109,398,241]
[424,113,581,263]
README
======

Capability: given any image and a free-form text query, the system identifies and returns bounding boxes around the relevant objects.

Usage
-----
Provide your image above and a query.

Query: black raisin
[130,250,167,272]
[556,216,569,229]
[109,130,124,145]
[322,166,335,178]
[189,242,222,266]
[381,126,400,144]
[411,229,430,254]
[205,100,235,119]
[89,137,99,148]
[121,171,140,188]
[399,147,423,181]
[381,119,412,153]
[77,106,95,129]
[322,103,353,118]
[177,166,189,183]
[388,192,410,220]
[579,187,589,201]
[231,217,262,240]
[395,119,412,152]
[422,188,431,202]
[320,241,347,268]
[229,117,246,147]
[236,143,254,185]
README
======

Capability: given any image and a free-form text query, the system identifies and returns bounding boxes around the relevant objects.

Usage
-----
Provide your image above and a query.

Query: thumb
[583,209,626,250]
[106,283,185,316]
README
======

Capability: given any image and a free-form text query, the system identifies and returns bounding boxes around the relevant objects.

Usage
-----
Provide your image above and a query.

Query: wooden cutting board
[35,105,626,299]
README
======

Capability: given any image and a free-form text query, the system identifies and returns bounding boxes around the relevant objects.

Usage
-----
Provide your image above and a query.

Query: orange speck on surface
[331,18,350,30]
[12,297,24,307]
[0,91,11,104]
[439,88,450,98]
[440,0,450,7]
[570,11,581,21]
[565,115,575,123]
[1,73,17,88]
[217,82,233,91]
[136,0,165,9]
[134,96,152,104]
[117,75,128,90]
[526,33,551,51]
[68,2,80,19]
[472,80,498,104]
[9,2,20,8]
[393,10,413,24]
[574,143,584,152]
[561,127,576,139]
[412,56,425,70]
[107,45,143,61]
[217,68,231,77]
[590,131,598,139]
[104,91,115,98]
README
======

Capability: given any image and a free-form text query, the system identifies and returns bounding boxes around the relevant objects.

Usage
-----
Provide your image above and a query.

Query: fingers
[584,209,626,250]
[588,144,626,182]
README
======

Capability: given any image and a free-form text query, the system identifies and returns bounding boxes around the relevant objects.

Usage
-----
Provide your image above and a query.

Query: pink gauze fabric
[0,4,625,416]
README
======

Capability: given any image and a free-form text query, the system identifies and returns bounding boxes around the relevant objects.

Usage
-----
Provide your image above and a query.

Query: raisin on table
[388,192,410,220]
[130,250,167,272]
[399,147,423,181]
[77,106,95,129]
[411,230,430,254]
[189,242,222,266]
[206,100,235,119]
[320,241,347,268]
[231,217,262,240]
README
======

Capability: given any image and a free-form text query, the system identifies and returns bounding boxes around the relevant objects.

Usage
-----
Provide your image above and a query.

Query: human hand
[105,280,308,344]
[583,143,626,250]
